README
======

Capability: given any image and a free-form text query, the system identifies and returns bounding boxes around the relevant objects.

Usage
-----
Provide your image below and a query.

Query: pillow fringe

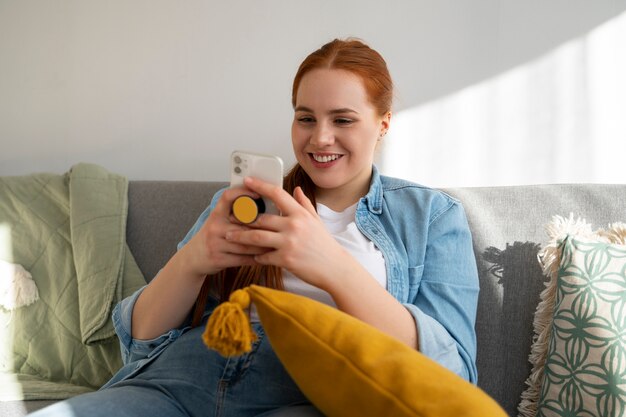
[518,214,590,417]
[597,222,626,244]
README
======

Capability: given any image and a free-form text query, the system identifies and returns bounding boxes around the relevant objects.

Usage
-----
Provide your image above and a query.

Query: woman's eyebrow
[294,106,359,115]
[329,108,359,115]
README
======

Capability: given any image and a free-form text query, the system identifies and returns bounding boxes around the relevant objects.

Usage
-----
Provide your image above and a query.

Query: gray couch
[3,181,625,417]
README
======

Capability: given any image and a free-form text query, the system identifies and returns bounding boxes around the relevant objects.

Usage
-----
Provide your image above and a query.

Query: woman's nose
[310,124,334,146]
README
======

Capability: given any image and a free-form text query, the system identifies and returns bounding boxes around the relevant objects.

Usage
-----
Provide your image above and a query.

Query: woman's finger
[218,253,260,268]
[293,186,317,215]
[253,250,278,266]
[245,186,317,232]
[225,228,281,250]
[242,211,282,231]
[221,241,270,256]
[242,176,302,215]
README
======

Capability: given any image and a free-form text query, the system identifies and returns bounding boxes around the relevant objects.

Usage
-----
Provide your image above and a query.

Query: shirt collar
[361,165,383,215]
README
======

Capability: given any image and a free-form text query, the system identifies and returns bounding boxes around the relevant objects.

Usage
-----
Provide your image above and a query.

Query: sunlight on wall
[382,11,626,187]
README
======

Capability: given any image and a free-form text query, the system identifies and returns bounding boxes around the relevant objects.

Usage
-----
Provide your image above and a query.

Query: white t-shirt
[250,202,387,321]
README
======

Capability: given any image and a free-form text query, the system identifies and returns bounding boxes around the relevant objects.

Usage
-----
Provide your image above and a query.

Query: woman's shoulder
[377,175,468,226]
[379,175,461,206]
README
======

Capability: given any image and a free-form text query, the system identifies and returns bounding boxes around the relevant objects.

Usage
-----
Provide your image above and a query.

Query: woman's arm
[130,187,266,340]
[321,256,419,348]
[316,196,479,380]
[409,201,479,381]
[130,247,209,340]
[226,177,419,348]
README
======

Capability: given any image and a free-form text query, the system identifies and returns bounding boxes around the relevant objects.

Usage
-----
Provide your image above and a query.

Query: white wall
[1,0,625,182]
[383,10,626,187]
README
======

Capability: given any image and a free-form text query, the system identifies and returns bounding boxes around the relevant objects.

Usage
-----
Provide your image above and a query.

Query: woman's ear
[380,111,392,137]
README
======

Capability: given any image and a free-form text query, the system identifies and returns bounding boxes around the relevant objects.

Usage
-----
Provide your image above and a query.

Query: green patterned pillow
[519,215,626,417]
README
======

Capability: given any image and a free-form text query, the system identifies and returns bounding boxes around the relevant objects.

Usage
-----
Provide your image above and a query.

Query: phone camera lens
[234,166,242,174]
[234,156,242,164]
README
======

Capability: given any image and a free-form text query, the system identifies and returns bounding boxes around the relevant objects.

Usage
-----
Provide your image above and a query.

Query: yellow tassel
[202,288,257,357]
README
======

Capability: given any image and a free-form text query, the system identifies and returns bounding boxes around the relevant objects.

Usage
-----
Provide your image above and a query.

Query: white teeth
[312,154,340,163]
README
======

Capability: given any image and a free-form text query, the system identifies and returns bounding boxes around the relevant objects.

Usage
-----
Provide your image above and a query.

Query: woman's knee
[28,386,185,417]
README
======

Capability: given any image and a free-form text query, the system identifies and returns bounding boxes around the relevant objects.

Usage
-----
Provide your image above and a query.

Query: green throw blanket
[0,164,146,400]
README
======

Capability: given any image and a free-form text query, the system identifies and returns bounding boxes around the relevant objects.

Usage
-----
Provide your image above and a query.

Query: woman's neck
[315,180,370,212]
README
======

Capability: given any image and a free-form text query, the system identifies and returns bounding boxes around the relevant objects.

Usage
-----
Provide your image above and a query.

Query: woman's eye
[298,117,315,123]
[335,118,353,125]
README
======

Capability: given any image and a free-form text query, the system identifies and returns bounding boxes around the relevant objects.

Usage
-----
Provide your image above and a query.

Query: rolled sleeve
[112,285,186,365]
[404,303,468,380]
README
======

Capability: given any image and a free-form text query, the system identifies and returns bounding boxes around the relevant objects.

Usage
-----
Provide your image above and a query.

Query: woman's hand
[180,186,270,278]
[224,176,353,290]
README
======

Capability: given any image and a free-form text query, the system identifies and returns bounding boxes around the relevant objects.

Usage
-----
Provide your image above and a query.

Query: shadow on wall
[484,241,547,376]
[474,241,547,415]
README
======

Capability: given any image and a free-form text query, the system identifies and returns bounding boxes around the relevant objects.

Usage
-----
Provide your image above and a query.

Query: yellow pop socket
[232,195,265,224]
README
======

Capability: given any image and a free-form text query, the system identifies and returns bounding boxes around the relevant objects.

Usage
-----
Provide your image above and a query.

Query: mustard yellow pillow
[204,285,506,417]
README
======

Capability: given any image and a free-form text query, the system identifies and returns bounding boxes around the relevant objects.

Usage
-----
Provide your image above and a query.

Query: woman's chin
[309,175,344,192]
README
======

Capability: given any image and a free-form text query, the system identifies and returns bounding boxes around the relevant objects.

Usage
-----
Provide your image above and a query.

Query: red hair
[292,38,393,116]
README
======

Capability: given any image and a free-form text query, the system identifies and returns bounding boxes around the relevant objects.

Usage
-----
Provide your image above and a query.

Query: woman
[31,38,479,417]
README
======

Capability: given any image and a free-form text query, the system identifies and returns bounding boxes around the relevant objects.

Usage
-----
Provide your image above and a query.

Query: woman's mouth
[310,153,342,164]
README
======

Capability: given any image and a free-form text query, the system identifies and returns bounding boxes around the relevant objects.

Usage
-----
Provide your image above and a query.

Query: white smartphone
[230,150,284,216]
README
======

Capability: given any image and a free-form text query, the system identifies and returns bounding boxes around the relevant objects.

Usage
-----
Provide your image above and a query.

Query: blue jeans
[29,323,323,417]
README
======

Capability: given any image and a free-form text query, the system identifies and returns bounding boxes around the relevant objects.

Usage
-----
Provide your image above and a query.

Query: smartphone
[230,150,284,216]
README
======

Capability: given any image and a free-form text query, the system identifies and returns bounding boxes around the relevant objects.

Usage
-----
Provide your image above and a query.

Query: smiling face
[291,68,390,209]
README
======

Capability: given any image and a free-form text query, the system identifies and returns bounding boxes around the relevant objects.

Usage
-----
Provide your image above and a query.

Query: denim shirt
[104,166,479,388]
